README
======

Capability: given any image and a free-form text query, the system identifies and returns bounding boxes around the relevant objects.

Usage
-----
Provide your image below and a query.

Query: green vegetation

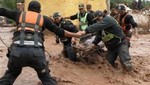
[110,0,150,10]
[0,0,24,10]
[1,0,17,10]
[0,0,25,25]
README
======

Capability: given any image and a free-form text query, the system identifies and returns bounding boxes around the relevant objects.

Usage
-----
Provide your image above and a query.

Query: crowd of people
[0,0,138,85]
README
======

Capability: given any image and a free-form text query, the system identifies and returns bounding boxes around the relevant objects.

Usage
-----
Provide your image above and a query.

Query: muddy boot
[122,62,133,72]
[105,55,118,68]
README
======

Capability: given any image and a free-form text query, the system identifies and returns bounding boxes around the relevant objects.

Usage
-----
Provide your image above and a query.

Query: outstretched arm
[0,8,20,21]
[64,16,70,19]
[64,13,78,20]
[128,16,138,38]
[44,16,83,38]
[64,30,83,38]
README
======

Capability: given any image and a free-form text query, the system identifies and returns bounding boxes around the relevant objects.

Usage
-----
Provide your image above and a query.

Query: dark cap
[53,12,61,19]
[78,4,84,9]
[118,5,126,10]
[94,10,103,17]
[93,10,103,20]
[28,1,41,13]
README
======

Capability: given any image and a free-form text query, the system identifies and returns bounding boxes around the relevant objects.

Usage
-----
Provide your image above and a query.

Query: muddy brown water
[0,27,150,85]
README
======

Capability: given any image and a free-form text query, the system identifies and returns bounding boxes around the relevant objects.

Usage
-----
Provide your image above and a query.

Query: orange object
[18,11,44,32]
[117,13,129,34]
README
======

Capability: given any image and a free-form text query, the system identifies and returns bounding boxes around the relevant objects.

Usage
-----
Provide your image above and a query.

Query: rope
[0,26,9,48]
[0,35,9,48]
[45,50,51,58]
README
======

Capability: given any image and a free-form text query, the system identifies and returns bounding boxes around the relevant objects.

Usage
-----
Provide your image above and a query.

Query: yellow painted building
[25,0,107,25]
[25,0,106,16]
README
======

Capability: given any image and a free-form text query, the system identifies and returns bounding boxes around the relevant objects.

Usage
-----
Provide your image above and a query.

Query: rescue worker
[103,9,108,16]
[80,10,133,72]
[117,5,138,47]
[48,15,60,44]
[110,7,119,19]
[53,12,78,61]
[0,1,82,85]
[86,4,95,20]
[64,4,93,31]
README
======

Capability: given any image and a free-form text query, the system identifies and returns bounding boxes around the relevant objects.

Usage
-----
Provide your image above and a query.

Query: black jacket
[54,18,78,44]
[0,8,65,37]
[119,13,138,30]
[88,10,95,21]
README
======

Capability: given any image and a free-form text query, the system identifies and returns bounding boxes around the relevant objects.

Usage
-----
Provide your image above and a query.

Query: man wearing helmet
[117,5,138,47]
[80,10,133,72]
[64,4,93,31]
[53,12,78,61]
[0,1,82,85]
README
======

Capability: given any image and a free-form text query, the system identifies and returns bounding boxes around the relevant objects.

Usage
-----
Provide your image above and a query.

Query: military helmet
[94,10,103,17]
[53,12,61,19]
[28,1,41,13]
[118,5,126,10]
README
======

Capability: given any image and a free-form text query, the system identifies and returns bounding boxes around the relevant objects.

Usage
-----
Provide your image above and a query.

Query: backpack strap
[20,12,26,46]
[34,14,41,47]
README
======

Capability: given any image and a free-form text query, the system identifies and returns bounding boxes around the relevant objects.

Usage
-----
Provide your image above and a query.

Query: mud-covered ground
[0,27,150,85]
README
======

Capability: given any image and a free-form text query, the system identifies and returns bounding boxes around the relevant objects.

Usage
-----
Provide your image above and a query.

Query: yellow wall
[25,0,107,25]
[25,0,106,16]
